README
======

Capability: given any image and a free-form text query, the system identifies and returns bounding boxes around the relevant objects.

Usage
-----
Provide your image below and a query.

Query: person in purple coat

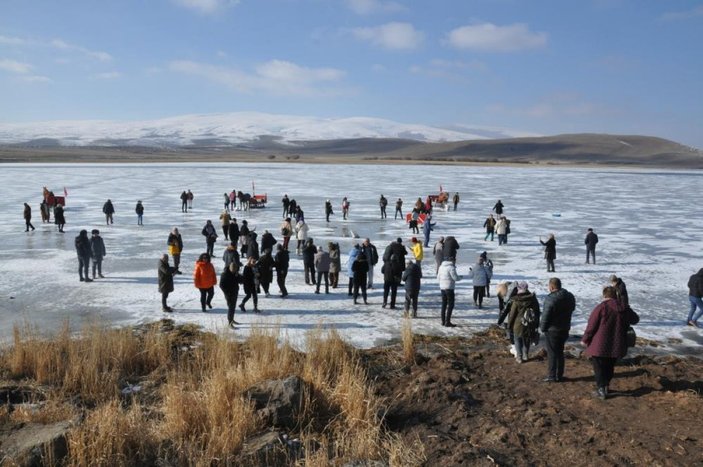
[581,286,639,400]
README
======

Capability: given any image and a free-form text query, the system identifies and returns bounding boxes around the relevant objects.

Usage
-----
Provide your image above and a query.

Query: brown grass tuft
[402,318,415,364]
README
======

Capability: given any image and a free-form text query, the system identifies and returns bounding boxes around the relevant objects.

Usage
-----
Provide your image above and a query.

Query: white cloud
[22,75,51,83]
[488,94,610,119]
[446,23,547,52]
[50,39,112,62]
[351,22,424,50]
[173,0,239,14]
[0,35,26,45]
[661,5,703,21]
[169,59,346,96]
[0,58,32,74]
[410,58,487,81]
[345,0,405,15]
[93,71,123,79]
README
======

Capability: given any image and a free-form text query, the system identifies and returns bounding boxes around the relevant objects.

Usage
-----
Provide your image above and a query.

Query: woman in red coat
[581,286,638,399]
[193,253,217,312]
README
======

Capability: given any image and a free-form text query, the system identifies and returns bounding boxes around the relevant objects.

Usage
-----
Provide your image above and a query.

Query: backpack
[520,304,538,340]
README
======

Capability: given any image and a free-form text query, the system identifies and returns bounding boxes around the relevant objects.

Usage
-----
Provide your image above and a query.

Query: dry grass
[0,321,425,466]
[402,318,415,364]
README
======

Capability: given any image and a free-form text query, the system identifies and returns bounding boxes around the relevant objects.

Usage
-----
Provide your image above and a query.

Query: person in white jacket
[437,260,461,327]
[495,216,508,245]
[295,220,309,255]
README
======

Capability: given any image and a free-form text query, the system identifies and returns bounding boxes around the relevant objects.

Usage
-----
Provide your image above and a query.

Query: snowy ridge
[0,112,531,147]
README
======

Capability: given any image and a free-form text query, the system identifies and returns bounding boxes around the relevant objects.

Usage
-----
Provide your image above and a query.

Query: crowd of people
[22,186,700,400]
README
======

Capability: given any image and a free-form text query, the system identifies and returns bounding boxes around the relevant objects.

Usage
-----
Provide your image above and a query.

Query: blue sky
[1,0,702,148]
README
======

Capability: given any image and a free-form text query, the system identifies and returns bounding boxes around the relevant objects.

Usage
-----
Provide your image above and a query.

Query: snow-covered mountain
[0,112,534,147]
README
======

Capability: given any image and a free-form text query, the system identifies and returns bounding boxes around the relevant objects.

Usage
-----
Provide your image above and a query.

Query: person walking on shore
[158,254,176,312]
[135,200,144,225]
[167,227,183,274]
[194,253,217,312]
[75,229,92,282]
[507,282,540,363]
[540,278,576,382]
[540,234,557,272]
[23,203,35,232]
[585,228,599,264]
[90,229,106,279]
[686,268,703,327]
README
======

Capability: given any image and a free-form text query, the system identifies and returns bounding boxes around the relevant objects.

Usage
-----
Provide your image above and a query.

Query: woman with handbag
[582,286,639,400]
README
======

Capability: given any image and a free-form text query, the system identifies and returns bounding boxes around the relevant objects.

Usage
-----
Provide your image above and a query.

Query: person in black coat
[158,254,176,312]
[239,220,250,257]
[102,199,115,225]
[352,254,369,304]
[202,220,218,257]
[610,274,629,309]
[381,253,403,309]
[585,228,599,264]
[219,262,242,327]
[54,204,66,232]
[442,236,460,263]
[274,244,289,297]
[90,229,107,279]
[302,238,317,285]
[539,278,576,382]
[135,200,144,225]
[540,234,557,272]
[260,230,277,254]
[239,257,259,313]
[23,203,35,232]
[325,199,334,222]
[402,260,422,317]
[256,249,275,296]
[382,238,408,272]
[229,218,240,246]
[247,231,260,261]
[282,194,290,218]
[180,190,188,212]
[75,229,92,282]
[493,200,504,215]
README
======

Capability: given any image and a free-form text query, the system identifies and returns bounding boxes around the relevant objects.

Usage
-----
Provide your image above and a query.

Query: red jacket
[193,260,217,289]
[582,298,629,359]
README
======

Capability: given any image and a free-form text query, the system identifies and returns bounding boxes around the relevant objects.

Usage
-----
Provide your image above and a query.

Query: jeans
[688,295,703,323]
[544,330,569,380]
[441,289,455,325]
[137,214,143,225]
[514,336,531,360]
[380,207,386,218]
[277,270,288,296]
[473,286,485,306]
[586,247,596,264]
[92,258,103,277]
[78,256,90,280]
[367,265,374,288]
[404,290,419,316]
[591,356,616,389]
[199,287,214,311]
[546,259,555,272]
[485,230,494,241]
[498,234,507,245]
[161,292,169,309]
[316,271,329,293]
[395,208,402,219]
[241,290,258,310]
[383,281,398,307]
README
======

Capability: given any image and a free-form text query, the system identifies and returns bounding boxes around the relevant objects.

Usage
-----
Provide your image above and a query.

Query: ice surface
[1,163,701,352]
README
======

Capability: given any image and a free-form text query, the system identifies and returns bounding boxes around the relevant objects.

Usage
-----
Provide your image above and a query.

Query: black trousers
[224,289,239,322]
[316,271,329,293]
[394,207,402,219]
[544,330,569,380]
[206,240,215,257]
[405,290,419,315]
[380,206,386,218]
[222,224,229,240]
[473,286,485,306]
[546,259,555,272]
[441,289,455,324]
[277,270,288,296]
[383,281,398,307]
[304,262,316,284]
[586,248,596,264]
[78,256,90,280]
[591,356,616,388]
[161,292,169,309]
[181,200,187,212]
[199,287,214,311]
[25,220,35,231]
[92,258,103,277]
[241,290,258,309]
[353,278,367,302]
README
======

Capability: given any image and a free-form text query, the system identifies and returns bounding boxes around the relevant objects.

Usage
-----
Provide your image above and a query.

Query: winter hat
[480,251,487,259]
[91,229,99,235]
[517,281,529,293]
[609,274,618,283]
[242,220,247,224]
[411,237,418,243]
[396,237,403,243]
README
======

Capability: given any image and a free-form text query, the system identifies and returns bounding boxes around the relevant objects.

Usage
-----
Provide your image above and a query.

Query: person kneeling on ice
[507,282,541,363]
[438,259,461,327]
[158,254,176,312]
[220,262,242,328]
[193,253,217,312]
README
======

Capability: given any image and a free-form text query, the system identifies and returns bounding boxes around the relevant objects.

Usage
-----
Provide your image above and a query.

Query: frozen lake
[1,162,702,353]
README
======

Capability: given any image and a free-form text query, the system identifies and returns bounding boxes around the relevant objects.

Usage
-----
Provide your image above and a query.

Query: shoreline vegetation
[0,133,701,168]
[0,319,701,465]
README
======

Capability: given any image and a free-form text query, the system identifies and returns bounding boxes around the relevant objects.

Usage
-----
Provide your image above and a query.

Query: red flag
[63,187,68,197]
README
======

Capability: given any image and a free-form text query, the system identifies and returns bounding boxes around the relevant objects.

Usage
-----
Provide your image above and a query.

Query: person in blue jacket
[346,244,361,296]
[423,215,436,247]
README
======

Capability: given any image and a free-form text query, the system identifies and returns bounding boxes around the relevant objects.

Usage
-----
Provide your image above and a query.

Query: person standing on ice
[362,238,378,289]
[180,191,188,213]
[90,229,106,279]
[219,262,241,328]
[239,220,250,258]
[325,200,334,222]
[187,190,194,209]
[202,220,218,258]
[193,253,217,312]
[229,218,240,247]
[381,253,402,309]
[295,206,305,224]
[452,192,460,211]
[341,197,350,220]
[402,259,422,318]
[540,234,557,272]
[379,195,388,219]
[495,216,508,246]
[256,248,274,296]
[483,214,496,241]
[480,251,493,297]
[102,199,115,225]
[75,229,92,282]
[167,227,183,274]
[222,242,241,270]
[441,235,459,265]
[423,214,435,248]
[295,219,308,255]
[281,194,290,218]
[303,238,317,286]
[493,199,504,215]
[223,193,230,212]
[135,200,144,226]
[23,203,35,232]
[158,254,176,312]
[346,244,361,296]
[314,246,331,294]
[260,229,277,255]
[686,268,703,327]
[352,253,369,305]
[394,198,403,220]
[247,231,260,261]
[328,242,341,288]
[410,237,423,267]
[219,210,231,241]
[433,237,445,273]
[274,244,289,298]
[54,204,66,232]
[469,256,491,308]
[229,190,237,211]
[288,198,297,217]
[437,259,461,327]
[279,217,292,251]
[585,228,599,264]
[239,256,260,313]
